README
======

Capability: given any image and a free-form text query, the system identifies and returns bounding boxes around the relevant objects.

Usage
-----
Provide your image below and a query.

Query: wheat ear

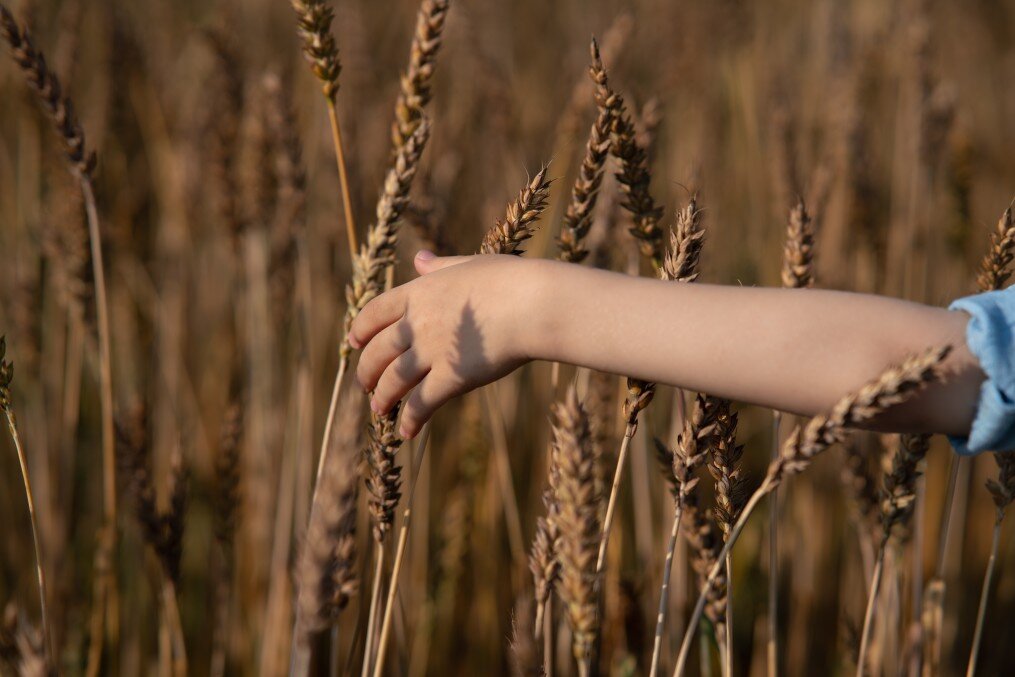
[550,388,601,677]
[291,400,360,675]
[0,9,117,674]
[557,100,611,263]
[391,0,450,149]
[856,433,931,675]
[481,164,553,255]
[589,38,665,267]
[674,346,951,676]
[0,338,53,668]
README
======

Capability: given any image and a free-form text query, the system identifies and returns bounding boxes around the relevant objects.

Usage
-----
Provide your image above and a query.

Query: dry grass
[1,1,1014,675]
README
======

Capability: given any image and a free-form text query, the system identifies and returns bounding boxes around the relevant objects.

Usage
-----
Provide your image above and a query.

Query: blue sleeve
[948,287,1015,455]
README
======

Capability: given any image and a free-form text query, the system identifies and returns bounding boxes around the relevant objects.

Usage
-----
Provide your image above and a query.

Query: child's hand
[349,251,542,438]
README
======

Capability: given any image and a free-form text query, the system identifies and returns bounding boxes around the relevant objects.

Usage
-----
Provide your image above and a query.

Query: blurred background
[0,0,1014,674]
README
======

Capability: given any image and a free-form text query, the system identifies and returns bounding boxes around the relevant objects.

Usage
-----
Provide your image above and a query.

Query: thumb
[414,250,473,275]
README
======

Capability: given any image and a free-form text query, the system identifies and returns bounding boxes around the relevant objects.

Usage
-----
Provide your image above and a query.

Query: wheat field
[1,0,1014,675]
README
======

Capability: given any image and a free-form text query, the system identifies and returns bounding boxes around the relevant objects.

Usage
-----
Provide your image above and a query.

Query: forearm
[527,259,982,436]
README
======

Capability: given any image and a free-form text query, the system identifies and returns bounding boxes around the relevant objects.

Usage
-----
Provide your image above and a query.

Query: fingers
[399,371,457,438]
[349,289,405,351]
[414,250,474,276]
[371,350,430,415]
[356,320,412,392]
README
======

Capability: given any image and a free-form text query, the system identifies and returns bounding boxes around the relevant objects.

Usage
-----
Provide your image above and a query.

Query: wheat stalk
[648,395,719,677]
[550,388,601,677]
[674,345,951,676]
[769,196,817,672]
[0,338,53,669]
[856,433,931,676]
[290,0,358,256]
[291,401,360,675]
[361,406,403,677]
[927,204,1015,668]
[0,9,117,673]
[706,403,746,675]
[371,423,432,677]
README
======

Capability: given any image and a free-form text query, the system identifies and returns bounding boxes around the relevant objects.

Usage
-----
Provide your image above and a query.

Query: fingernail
[370,399,381,414]
[399,425,413,439]
[349,335,361,349]
[416,249,436,262]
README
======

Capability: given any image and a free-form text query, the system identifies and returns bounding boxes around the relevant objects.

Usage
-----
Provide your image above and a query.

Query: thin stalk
[597,423,636,573]
[768,411,781,677]
[326,101,358,257]
[482,386,525,567]
[856,543,887,677]
[674,478,773,676]
[361,547,386,677]
[725,554,733,677]
[3,408,53,665]
[312,356,349,505]
[967,512,1003,677]
[81,174,117,676]
[650,503,683,677]
[162,579,188,677]
[544,596,554,677]
[372,424,432,677]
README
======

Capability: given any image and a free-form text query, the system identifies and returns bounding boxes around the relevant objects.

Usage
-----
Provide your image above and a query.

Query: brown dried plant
[391,0,450,150]
[481,164,553,255]
[675,345,952,674]
[289,0,357,255]
[558,105,612,263]
[1,8,116,671]
[781,198,815,289]
[856,433,932,673]
[549,388,601,677]
[295,404,360,641]
[589,38,665,267]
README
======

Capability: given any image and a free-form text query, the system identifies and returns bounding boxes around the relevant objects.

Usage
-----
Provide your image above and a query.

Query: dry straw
[549,388,601,677]
[674,345,951,675]
[1,8,117,673]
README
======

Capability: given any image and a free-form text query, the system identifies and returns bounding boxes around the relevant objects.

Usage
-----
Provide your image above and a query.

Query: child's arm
[350,252,982,439]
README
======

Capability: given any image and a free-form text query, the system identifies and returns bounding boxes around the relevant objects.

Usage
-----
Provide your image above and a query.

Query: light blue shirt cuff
[948,288,1015,455]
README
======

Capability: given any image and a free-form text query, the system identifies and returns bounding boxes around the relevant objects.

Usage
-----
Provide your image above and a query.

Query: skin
[350,250,984,440]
